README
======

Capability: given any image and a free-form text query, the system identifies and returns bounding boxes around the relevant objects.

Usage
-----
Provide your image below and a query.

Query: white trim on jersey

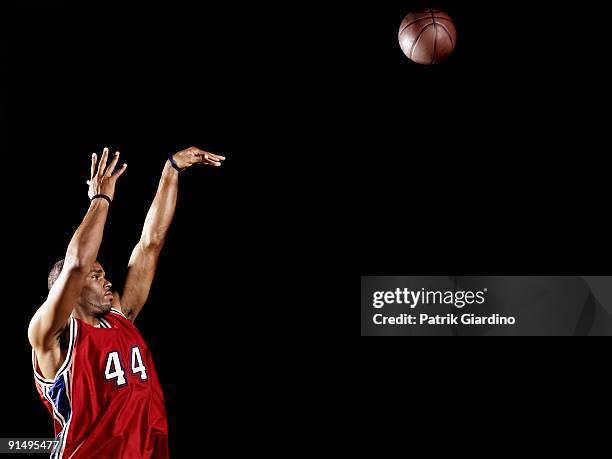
[110,307,128,319]
[42,384,66,428]
[53,355,75,459]
[32,350,54,386]
[54,412,72,459]
[100,318,111,328]
[55,318,76,376]
[32,317,78,458]
[55,322,78,459]
[63,372,71,405]
[32,317,77,385]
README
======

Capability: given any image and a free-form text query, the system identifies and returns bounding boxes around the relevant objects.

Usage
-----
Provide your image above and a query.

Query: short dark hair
[48,259,65,290]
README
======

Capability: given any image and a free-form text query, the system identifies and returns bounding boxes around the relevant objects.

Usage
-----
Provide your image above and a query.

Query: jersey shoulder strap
[110,307,130,320]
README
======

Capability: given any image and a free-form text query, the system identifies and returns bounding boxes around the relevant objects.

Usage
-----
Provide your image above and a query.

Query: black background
[1,0,611,455]
[1,1,330,455]
[359,1,610,275]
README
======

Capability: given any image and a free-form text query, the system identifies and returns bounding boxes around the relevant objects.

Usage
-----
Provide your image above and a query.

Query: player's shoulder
[109,307,132,322]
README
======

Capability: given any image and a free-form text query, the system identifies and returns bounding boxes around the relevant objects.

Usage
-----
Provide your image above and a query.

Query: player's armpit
[30,319,69,380]
[110,291,133,321]
[119,243,160,322]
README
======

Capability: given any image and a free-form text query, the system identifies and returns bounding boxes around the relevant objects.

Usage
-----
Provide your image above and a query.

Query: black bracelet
[91,194,112,205]
[168,154,184,172]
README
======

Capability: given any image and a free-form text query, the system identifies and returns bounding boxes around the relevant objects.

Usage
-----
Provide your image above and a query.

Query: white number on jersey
[130,346,148,380]
[104,351,127,386]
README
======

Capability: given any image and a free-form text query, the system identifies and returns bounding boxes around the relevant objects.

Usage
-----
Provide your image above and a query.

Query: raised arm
[28,148,127,376]
[118,146,224,321]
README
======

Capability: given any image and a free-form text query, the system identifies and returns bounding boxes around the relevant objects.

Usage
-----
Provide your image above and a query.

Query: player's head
[48,259,114,317]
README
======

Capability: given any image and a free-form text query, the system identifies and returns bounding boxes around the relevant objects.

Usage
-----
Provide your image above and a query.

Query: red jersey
[32,308,169,458]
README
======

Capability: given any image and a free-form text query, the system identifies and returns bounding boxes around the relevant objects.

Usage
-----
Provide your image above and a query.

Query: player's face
[80,261,114,316]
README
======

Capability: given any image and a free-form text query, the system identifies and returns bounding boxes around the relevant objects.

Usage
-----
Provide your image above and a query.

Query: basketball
[398,8,457,65]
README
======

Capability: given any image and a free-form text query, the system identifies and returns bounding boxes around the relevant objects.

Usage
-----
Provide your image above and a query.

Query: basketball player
[28,146,225,458]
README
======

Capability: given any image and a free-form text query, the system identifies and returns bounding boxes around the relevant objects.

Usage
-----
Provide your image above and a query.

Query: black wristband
[91,194,112,205]
[168,154,184,172]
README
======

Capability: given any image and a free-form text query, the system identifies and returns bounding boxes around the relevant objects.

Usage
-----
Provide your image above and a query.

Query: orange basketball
[398,9,457,65]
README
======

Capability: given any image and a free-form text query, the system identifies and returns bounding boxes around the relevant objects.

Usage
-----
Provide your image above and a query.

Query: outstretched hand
[86,147,128,200]
[171,146,226,170]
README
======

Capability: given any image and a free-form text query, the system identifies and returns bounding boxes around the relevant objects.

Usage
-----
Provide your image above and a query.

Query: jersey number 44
[104,346,148,386]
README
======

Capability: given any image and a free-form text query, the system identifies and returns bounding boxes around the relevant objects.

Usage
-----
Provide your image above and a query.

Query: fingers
[193,148,225,166]
[90,153,97,178]
[200,151,225,162]
[111,163,128,179]
[206,152,225,162]
[97,147,109,176]
[202,152,224,167]
[88,148,126,183]
[200,158,222,167]
[105,151,121,177]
